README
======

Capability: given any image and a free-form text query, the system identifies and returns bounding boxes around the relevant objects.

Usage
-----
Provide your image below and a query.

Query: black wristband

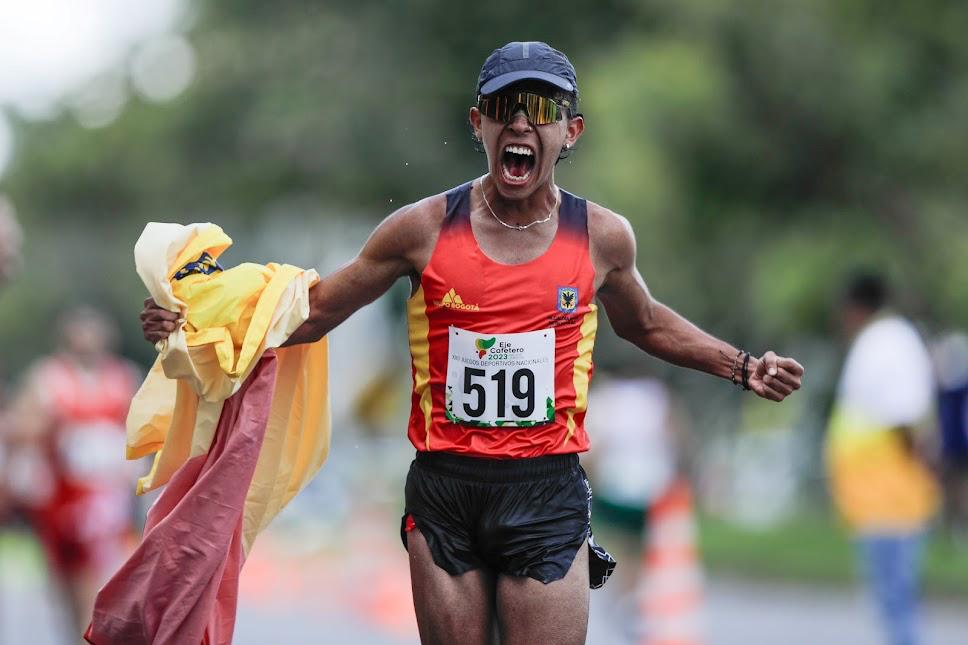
[741,351,752,391]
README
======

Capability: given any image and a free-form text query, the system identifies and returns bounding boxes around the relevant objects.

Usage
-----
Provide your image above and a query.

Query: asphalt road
[3,520,967,645]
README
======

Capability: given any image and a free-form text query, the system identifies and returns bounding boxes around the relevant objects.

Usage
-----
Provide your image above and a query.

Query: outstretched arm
[591,208,803,401]
[141,201,436,346]
[281,211,417,346]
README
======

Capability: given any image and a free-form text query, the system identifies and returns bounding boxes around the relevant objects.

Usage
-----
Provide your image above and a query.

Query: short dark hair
[844,271,889,312]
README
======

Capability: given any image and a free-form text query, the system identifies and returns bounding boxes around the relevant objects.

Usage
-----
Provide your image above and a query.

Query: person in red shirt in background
[5,304,142,639]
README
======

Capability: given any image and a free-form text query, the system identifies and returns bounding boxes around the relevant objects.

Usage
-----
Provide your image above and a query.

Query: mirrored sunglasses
[477,91,570,126]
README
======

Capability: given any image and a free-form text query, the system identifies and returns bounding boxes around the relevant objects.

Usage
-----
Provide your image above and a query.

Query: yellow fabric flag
[127,222,331,553]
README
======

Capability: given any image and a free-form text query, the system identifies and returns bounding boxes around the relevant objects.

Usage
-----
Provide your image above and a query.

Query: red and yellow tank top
[407,180,598,458]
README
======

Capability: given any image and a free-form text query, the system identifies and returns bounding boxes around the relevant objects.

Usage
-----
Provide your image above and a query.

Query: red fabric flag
[87,353,278,645]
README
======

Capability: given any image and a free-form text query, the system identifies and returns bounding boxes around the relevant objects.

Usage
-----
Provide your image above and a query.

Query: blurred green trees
[1,0,966,374]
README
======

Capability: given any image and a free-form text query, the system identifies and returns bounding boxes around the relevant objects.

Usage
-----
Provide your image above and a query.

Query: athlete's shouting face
[470,81,583,203]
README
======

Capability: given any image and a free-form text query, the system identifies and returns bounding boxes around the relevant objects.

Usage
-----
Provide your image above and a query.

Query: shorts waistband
[414,451,579,483]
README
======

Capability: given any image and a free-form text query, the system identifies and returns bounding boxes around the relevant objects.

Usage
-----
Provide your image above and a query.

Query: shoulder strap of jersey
[442,180,474,230]
[558,189,589,241]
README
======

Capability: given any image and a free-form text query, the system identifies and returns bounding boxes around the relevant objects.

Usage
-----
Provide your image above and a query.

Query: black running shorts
[401,451,615,588]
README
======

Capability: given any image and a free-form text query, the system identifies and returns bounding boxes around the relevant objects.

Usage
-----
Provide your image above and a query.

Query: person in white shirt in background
[584,364,698,643]
[826,271,939,645]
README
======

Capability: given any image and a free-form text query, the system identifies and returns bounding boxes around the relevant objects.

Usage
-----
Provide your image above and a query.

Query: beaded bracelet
[721,349,744,386]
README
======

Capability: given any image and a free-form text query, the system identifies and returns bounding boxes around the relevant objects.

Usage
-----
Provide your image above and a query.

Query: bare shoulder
[585,199,636,276]
[363,192,448,271]
[373,192,447,245]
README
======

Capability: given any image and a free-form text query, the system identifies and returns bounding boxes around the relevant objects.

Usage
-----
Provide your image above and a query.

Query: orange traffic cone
[635,478,704,645]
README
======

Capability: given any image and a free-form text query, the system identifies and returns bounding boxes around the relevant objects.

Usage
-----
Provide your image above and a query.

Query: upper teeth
[505,145,533,156]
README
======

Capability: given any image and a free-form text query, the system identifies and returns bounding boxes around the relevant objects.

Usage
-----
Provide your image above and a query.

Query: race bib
[445,326,555,427]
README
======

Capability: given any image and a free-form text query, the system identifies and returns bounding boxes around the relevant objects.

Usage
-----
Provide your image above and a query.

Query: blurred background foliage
[2,0,968,606]
[1,0,966,378]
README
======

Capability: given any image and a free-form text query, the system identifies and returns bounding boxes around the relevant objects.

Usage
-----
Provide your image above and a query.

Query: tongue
[505,153,533,178]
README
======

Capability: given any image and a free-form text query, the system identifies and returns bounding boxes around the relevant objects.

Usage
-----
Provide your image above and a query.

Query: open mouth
[501,145,535,183]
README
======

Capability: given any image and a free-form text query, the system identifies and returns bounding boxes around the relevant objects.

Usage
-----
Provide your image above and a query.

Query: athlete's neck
[481,175,559,228]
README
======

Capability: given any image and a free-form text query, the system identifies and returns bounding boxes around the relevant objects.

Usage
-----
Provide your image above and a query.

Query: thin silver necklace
[479,177,559,231]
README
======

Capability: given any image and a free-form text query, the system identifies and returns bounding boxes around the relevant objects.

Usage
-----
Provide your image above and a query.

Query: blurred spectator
[4,305,142,640]
[825,271,939,645]
[0,197,22,520]
[585,367,701,644]
[932,331,968,536]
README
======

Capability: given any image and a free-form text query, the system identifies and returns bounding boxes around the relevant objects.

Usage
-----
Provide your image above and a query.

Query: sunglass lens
[479,92,562,125]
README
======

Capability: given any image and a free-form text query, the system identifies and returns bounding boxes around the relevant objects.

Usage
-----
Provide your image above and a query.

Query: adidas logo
[433,288,480,311]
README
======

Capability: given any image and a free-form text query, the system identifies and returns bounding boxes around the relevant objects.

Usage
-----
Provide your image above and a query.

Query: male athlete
[141,41,804,644]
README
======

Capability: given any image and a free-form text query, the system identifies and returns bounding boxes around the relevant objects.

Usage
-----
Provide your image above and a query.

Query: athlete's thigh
[495,538,589,645]
[407,528,496,645]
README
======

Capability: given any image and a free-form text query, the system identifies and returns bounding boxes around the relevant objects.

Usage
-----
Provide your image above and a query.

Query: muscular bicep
[591,209,656,339]
[599,255,722,366]
[591,207,733,376]
[597,261,655,340]
[284,203,430,345]
[316,239,411,316]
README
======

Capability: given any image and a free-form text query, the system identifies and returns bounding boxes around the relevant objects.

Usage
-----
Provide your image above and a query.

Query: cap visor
[480,70,574,95]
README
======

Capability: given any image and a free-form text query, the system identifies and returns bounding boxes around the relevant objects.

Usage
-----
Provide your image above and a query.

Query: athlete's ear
[469,107,484,142]
[564,114,584,149]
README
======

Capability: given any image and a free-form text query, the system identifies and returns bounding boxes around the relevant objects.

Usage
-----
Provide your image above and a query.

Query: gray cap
[477,41,578,97]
